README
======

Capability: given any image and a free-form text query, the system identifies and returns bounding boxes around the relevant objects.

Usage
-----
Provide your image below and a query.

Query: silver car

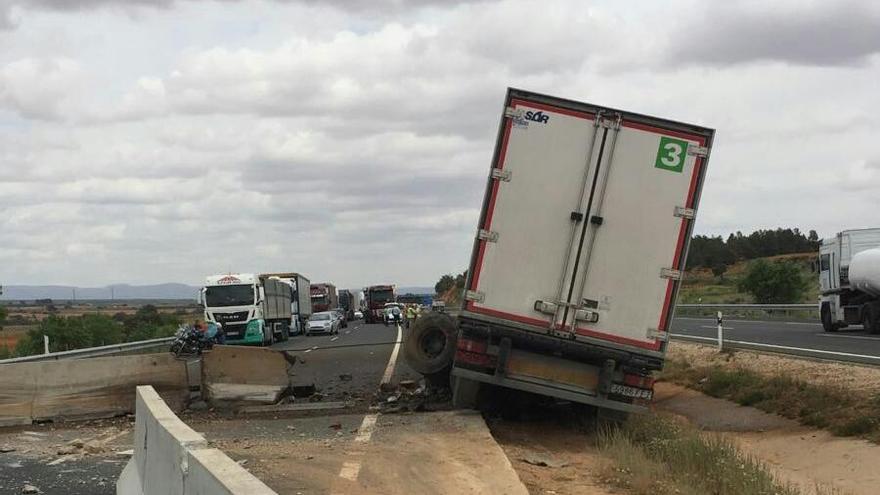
[306,311,340,336]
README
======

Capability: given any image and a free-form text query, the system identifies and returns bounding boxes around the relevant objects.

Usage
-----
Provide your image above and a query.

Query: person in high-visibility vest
[405,304,417,328]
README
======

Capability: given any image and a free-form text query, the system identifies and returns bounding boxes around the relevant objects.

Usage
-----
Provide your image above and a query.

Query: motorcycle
[170,323,223,357]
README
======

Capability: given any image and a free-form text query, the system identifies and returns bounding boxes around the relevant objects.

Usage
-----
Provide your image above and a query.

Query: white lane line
[815,333,880,341]
[334,323,403,485]
[380,324,403,384]
[700,325,735,330]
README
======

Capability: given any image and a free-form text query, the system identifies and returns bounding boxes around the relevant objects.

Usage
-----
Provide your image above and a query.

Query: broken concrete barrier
[201,345,295,406]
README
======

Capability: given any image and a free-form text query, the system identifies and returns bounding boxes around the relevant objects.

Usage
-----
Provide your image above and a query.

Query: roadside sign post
[43,335,49,355]
[717,311,723,351]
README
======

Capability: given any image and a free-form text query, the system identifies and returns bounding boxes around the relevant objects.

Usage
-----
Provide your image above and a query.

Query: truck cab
[819,229,880,332]
[201,273,292,345]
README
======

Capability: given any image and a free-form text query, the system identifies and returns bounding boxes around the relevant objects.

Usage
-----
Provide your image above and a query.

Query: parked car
[354,310,364,320]
[306,312,340,336]
[383,302,404,326]
[332,308,349,328]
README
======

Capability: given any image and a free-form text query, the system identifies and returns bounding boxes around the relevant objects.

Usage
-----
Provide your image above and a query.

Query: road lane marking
[815,333,880,341]
[380,324,402,384]
[334,324,402,487]
[700,325,734,330]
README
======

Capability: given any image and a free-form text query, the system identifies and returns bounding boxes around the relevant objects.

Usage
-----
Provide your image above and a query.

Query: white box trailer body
[262,272,312,335]
[452,88,713,413]
[819,228,880,332]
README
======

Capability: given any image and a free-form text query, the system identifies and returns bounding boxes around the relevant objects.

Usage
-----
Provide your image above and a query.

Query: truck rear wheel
[821,303,840,332]
[403,312,457,375]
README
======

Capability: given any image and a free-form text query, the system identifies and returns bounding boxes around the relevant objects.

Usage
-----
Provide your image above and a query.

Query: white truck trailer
[404,88,714,414]
[200,273,293,345]
[819,228,880,333]
[262,272,312,336]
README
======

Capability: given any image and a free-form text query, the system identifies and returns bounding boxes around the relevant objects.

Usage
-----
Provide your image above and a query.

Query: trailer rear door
[464,89,713,355]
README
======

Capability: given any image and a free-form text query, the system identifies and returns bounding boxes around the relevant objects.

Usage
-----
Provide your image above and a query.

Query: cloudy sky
[1,0,879,288]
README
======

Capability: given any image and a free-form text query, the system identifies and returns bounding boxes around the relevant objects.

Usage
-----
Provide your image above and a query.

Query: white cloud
[0,0,878,289]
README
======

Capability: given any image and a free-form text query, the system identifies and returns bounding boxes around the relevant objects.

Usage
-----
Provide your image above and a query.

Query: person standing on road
[406,304,417,328]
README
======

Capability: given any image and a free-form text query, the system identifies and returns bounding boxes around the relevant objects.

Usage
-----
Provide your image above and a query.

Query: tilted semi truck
[364,285,396,324]
[404,88,714,414]
[201,273,293,345]
[819,228,880,333]
[310,283,338,312]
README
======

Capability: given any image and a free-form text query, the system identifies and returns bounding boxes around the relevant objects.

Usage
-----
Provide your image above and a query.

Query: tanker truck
[403,88,714,414]
[819,228,880,333]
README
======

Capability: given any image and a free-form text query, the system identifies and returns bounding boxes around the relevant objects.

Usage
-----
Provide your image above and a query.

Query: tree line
[0,305,183,358]
[686,228,819,276]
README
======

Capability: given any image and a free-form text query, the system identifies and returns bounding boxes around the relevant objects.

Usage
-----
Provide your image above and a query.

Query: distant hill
[396,287,435,295]
[1,283,199,301]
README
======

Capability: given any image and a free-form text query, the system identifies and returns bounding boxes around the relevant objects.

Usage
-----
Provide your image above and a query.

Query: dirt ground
[488,416,616,495]
[667,341,880,393]
[656,382,880,495]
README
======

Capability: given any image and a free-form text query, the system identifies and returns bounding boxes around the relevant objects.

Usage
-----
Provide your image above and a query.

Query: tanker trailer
[819,229,880,333]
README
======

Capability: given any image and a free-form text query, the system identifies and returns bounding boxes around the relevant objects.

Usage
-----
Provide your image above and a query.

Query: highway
[671,317,880,361]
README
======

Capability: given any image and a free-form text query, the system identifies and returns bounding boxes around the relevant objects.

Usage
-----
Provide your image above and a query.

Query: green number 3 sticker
[654,136,688,173]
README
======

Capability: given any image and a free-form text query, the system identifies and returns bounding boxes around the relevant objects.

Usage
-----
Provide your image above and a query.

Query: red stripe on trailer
[467,117,513,311]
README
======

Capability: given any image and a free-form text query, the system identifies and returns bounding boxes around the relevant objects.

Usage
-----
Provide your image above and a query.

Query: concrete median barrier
[117,385,276,495]
[202,345,296,405]
[0,353,189,426]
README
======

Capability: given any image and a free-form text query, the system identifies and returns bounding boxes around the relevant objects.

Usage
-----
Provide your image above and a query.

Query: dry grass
[661,353,880,442]
[598,414,847,495]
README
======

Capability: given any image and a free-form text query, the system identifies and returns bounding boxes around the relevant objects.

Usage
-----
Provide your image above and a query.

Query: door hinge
[660,268,682,280]
[673,206,696,219]
[465,290,485,303]
[687,145,709,157]
[504,106,524,119]
[596,112,622,130]
[490,168,512,182]
[647,328,668,341]
[534,300,558,315]
[477,229,499,243]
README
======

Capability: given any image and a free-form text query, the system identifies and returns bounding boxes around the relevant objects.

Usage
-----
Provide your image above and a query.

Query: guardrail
[0,337,174,365]
[675,303,818,320]
[669,333,880,366]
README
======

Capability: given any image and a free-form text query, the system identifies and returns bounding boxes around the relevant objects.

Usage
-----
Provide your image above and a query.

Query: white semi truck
[403,88,714,414]
[819,229,880,333]
[200,273,293,345]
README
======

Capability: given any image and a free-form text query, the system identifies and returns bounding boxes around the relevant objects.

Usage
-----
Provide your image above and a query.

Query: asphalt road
[269,319,420,405]
[671,316,880,358]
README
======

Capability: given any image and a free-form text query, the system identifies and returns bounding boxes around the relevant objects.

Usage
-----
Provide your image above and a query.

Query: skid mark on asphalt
[333,324,402,489]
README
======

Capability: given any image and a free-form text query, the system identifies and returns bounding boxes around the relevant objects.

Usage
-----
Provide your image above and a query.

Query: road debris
[519,454,568,468]
[338,373,353,381]
[374,378,452,414]
[0,445,16,453]
[21,484,40,494]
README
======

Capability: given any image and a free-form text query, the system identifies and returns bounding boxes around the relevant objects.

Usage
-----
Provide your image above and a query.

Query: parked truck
[261,272,312,336]
[364,285,396,324]
[403,88,714,414]
[338,289,356,319]
[819,228,880,333]
[311,283,338,312]
[200,273,293,345]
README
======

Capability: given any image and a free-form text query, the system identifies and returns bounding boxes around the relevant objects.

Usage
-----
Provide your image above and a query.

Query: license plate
[610,383,653,400]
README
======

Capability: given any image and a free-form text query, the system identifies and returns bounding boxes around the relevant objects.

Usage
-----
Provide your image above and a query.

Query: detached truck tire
[404,312,457,378]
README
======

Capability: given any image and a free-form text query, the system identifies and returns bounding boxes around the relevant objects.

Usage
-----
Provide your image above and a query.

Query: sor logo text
[524,110,549,124]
